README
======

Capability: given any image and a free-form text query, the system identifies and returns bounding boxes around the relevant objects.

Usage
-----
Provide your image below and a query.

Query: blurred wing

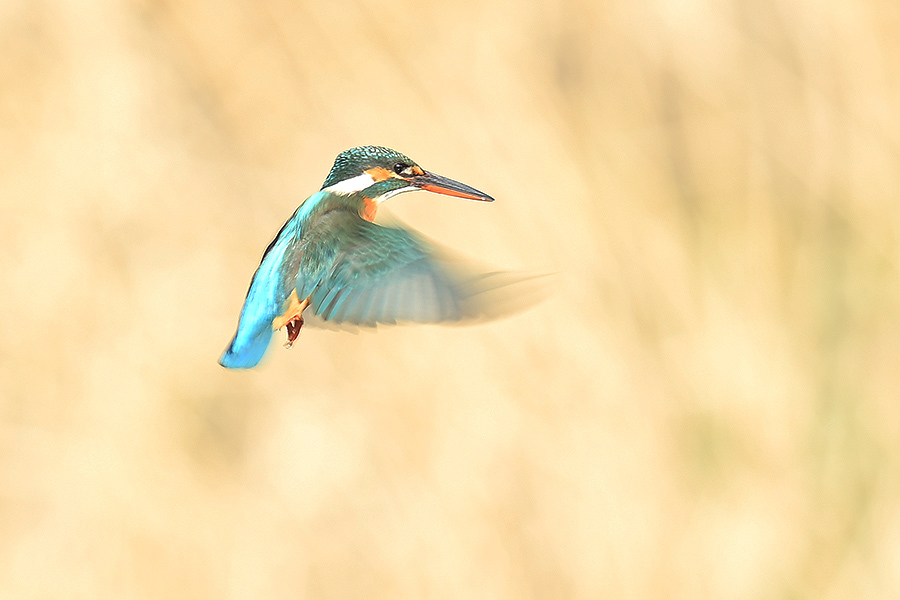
[297,212,476,326]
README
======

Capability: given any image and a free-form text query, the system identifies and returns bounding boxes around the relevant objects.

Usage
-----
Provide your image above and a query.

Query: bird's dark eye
[393,162,407,175]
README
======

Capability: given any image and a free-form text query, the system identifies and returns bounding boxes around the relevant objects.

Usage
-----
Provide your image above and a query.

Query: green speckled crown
[321,146,417,189]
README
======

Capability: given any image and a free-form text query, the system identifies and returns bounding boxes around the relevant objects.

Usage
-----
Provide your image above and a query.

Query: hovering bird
[220,145,523,369]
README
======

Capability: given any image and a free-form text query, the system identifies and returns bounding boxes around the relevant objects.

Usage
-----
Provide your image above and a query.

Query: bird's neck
[321,180,415,222]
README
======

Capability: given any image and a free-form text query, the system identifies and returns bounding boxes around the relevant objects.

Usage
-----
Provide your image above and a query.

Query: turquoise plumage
[220,146,508,369]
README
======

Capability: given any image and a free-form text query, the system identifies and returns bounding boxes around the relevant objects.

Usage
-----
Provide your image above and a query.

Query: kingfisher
[219,145,506,369]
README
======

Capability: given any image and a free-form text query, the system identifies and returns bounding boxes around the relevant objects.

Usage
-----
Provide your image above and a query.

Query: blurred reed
[1,0,899,597]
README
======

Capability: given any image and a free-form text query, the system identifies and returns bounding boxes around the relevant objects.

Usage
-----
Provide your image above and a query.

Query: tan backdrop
[2,0,899,597]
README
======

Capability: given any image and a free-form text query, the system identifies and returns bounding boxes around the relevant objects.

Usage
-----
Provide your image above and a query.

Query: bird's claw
[284,315,304,349]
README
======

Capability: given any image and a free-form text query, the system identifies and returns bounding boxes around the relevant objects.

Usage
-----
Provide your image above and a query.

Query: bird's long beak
[413,172,494,202]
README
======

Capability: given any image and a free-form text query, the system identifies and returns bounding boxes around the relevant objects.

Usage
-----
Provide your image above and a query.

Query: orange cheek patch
[365,167,394,182]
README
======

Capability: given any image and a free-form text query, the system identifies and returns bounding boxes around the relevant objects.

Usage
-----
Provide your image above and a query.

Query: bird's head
[320,146,494,203]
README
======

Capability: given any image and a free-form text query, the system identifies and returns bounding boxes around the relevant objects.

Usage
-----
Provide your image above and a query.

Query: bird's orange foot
[273,292,310,349]
[284,315,304,349]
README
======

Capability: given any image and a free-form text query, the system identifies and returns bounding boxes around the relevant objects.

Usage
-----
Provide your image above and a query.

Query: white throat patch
[323,172,376,195]
[375,186,416,203]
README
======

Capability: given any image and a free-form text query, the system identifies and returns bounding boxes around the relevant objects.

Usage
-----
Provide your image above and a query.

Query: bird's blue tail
[219,327,274,369]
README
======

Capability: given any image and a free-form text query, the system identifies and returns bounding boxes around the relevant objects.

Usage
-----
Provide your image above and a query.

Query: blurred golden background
[2,0,899,597]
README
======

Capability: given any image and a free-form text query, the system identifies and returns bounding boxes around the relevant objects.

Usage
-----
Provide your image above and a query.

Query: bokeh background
[2,0,899,597]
